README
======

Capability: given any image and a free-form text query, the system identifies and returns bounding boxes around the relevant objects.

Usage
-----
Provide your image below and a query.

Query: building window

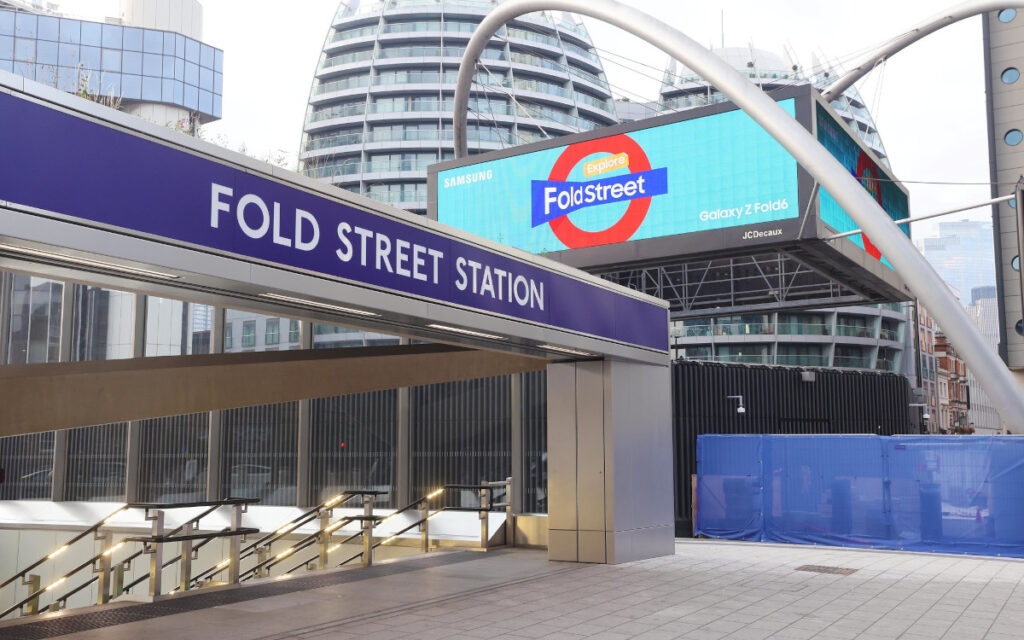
[1013,255,1020,271]
[265,318,280,345]
[1005,129,1023,146]
[241,320,256,348]
[1002,67,1020,84]
[289,319,300,343]
[224,322,233,350]
[999,8,1017,22]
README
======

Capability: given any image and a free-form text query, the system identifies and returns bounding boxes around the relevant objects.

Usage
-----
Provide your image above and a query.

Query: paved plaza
[4,539,1024,639]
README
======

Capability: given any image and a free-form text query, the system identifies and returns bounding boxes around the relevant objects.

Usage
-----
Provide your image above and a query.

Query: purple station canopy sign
[0,89,667,352]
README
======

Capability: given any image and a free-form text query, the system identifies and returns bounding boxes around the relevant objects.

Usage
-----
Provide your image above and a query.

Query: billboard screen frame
[428,84,911,303]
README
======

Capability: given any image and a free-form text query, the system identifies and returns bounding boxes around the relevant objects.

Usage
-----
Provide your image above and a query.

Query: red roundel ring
[547,135,652,249]
[856,151,883,261]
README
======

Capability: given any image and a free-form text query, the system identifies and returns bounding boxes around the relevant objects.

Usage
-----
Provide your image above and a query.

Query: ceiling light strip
[426,324,506,340]
[538,344,594,357]
[259,293,380,317]
[0,243,180,279]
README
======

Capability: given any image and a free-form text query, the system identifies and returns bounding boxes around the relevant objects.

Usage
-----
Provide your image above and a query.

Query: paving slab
[4,540,1024,639]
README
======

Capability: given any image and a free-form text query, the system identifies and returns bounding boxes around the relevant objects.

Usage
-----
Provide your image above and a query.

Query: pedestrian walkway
[4,539,1024,639]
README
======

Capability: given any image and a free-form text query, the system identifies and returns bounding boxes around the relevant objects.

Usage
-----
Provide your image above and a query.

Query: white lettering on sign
[335,222,444,285]
[454,256,545,310]
[211,183,322,249]
[699,199,790,222]
[209,183,545,315]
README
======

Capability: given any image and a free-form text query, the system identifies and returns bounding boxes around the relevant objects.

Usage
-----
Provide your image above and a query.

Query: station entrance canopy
[430,85,913,318]
[0,71,668,434]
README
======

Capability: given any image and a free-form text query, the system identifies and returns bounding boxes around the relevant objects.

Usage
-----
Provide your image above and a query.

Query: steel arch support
[452,0,1024,431]
[822,1,1020,101]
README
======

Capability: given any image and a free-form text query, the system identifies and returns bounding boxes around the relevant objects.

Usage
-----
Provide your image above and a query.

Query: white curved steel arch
[822,1,1020,101]
[451,0,1024,431]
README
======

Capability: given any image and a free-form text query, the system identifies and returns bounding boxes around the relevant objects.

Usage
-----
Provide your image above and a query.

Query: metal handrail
[122,525,229,595]
[1,498,260,619]
[0,504,126,590]
[238,515,365,582]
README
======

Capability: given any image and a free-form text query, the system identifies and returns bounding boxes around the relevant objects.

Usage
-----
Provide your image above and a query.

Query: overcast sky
[59,0,995,240]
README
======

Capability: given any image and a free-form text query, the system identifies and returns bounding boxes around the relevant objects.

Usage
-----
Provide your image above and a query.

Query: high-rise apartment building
[298,0,618,216]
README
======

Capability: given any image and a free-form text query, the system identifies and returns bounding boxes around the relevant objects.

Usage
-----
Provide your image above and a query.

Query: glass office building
[0,6,222,121]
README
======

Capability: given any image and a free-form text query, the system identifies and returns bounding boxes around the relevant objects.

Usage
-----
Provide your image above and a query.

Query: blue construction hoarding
[697,435,1024,558]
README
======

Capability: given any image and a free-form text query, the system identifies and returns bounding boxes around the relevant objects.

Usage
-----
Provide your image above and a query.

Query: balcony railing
[834,355,874,369]
[309,102,367,122]
[711,322,774,336]
[514,78,570,98]
[321,50,375,69]
[314,75,371,95]
[835,324,874,338]
[575,92,611,112]
[775,354,829,367]
[777,323,832,336]
[506,27,560,48]
[331,25,378,42]
[562,41,601,64]
[879,328,900,341]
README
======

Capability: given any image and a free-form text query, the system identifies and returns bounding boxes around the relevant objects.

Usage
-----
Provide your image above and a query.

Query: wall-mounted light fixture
[727,395,746,415]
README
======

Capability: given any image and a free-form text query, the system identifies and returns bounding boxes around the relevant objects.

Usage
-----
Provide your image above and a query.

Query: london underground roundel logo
[530,135,668,250]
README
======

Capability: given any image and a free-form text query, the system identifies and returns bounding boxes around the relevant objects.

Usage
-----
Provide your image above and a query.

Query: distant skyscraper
[920,220,996,307]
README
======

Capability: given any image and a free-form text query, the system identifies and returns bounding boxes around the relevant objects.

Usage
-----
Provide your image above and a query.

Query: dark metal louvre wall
[0,431,54,500]
[411,376,511,508]
[310,390,398,507]
[138,412,209,503]
[672,359,914,537]
[220,402,299,507]
[65,422,128,501]
[521,371,547,514]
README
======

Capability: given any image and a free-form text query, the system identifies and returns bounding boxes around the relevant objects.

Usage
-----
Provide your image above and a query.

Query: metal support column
[124,422,143,503]
[420,500,430,553]
[479,486,489,550]
[50,282,75,502]
[318,510,330,569]
[96,531,111,605]
[206,307,225,501]
[49,430,68,502]
[124,295,147,503]
[297,321,314,508]
[505,476,515,548]
[147,509,164,598]
[228,503,242,584]
[179,522,192,592]
[0,271,11,366]
[510,373,523,547]
[396,338,412,506]
[361,495,373,568]
[24,575,40,615]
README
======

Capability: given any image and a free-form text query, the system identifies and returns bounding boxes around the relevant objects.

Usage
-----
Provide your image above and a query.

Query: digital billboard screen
[434,99,802,254]
[815,105,910,270]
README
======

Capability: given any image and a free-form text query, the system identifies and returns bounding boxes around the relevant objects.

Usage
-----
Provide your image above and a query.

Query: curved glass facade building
[299,0,618,215]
